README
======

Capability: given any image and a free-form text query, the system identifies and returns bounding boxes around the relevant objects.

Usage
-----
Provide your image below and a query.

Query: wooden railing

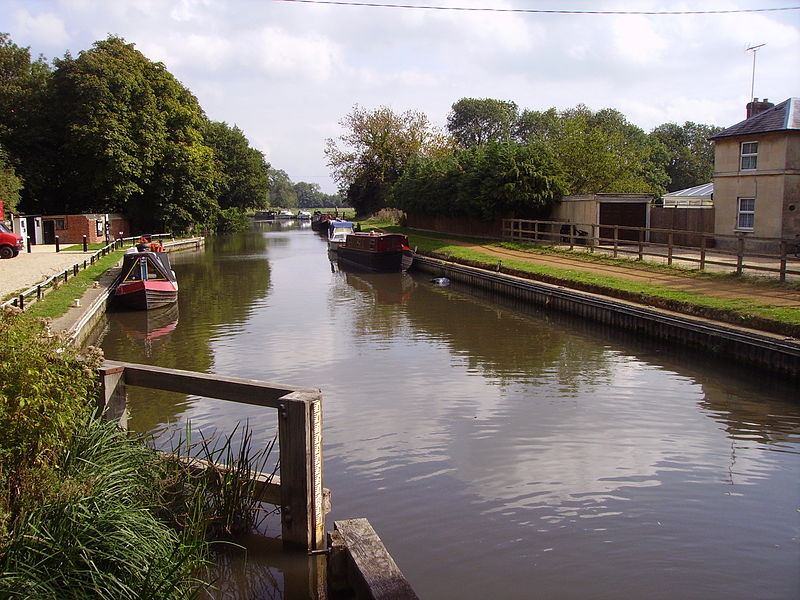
[502,218,800,281]
[98,361,326,551]
[0,233,174,310]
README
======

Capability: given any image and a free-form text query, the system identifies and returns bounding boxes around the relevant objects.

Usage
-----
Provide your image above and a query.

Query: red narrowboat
[336,232,413,272]
[114,249,178,310]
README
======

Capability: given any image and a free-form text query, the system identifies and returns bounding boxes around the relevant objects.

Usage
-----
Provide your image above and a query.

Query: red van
[0,222,24,259]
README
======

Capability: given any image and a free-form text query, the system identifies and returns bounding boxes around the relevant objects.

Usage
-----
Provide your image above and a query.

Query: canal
[96,221,800,600]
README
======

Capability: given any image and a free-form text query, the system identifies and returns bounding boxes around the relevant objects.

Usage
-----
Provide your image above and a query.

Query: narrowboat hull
[336,247,413,273]
[114,280,178,310]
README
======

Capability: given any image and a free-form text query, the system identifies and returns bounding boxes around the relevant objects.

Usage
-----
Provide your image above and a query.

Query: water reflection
[97,223,800,600]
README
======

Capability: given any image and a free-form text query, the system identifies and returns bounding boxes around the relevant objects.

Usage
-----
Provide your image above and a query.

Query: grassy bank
[0,303,274,597]
[355,219,800,332]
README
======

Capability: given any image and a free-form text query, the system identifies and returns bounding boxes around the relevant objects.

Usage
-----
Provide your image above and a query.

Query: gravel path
[0,246,97,300]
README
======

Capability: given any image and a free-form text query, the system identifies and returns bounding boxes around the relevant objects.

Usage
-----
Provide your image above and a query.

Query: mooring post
[98,364,128,430]
[278,390,325,551]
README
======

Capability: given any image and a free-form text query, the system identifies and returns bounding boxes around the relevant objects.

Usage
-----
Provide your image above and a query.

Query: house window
[737,198,755,230]
[740,142,758,170]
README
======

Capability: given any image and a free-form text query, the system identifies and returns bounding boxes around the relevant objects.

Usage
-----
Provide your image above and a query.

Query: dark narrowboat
[114,249,179,310]
[336,232,413,272]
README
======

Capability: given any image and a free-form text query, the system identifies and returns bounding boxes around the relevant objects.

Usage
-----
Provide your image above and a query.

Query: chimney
[746,97,774,119]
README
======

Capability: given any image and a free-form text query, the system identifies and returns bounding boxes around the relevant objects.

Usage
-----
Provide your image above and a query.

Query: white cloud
[13,9,69,47]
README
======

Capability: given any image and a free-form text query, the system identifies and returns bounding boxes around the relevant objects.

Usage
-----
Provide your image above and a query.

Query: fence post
[736,234,745,275]
[613,226,619,258]
[779,240,787,283]
[589,224,596,253]
[700,235,707,271]
[667,231,674,266]
[638,229,644,261]
[278,390,325,551]
[98,364,128,429]
[18,294,24,311]
[55,235,60,253]
[83,235,88,252]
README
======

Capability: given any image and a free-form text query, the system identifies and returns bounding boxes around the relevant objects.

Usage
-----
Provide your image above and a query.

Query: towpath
[417,236,800,309]
[0,244,97,300]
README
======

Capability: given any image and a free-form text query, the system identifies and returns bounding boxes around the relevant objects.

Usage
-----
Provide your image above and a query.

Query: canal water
[96,221,800,600]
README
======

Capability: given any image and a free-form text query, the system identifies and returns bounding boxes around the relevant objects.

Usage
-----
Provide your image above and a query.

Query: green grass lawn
[375,226,800,328]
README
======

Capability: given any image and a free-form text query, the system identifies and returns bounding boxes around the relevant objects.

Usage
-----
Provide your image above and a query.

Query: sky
[2,0,799,194]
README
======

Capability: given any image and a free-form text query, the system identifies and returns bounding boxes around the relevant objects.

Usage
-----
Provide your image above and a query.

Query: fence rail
[1,233,173,311]
[502,219,800,281]
[98,360,326,551]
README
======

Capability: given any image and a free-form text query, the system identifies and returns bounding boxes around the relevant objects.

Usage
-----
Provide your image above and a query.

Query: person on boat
[149,239,164,252]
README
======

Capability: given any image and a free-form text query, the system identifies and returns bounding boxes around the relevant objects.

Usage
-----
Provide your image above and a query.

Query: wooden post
[98,364,128,429]
[332,519,420,600]
[700,235,707,271]
[736,234,745,275]
[667,231,674,266]
[279,390,325,551]
[638,229,644,261]
[779,240,787,282]
[613,226,619,258]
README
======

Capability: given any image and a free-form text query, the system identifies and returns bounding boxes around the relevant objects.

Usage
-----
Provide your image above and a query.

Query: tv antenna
[746,43,765,101]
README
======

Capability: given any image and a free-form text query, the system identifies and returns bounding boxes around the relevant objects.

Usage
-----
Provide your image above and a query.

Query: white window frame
[736,197,755,231]
[740,141,758,170]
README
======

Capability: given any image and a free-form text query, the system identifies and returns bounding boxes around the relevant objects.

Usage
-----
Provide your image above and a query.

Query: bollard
[27,236,32,253]
[55,236,60,253]
[83,235,88,252]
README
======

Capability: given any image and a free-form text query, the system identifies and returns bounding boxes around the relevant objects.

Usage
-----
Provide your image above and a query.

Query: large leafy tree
[516,105,668,195]
[47,36,220,231]
[267,169,297,208]
[392,141,566,220]
[650,121,722,191]
[203,120,270,210]
[0,144,23,214]
[325,105,447,216]
[447,98,519,148]
[0,34,52,210]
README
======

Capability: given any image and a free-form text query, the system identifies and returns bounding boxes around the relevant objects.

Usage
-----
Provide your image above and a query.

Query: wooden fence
[98,360,326,551]
[502,218,800,281]
[0,233,174,311]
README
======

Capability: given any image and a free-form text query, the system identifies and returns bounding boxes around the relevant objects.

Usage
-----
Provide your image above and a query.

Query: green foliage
[0,307,103,475]
[447,97,519,148]
[516,104,669,195]
[391,141,566,220]
[0,416,209,599]
[267,168,298,208]
[0,144,22,213]
[214,207,249,233]
[650,121,722,191]
[325,104,447,216]
[293,181,346,209]
[204,121,270,210]
[0,34,52,211]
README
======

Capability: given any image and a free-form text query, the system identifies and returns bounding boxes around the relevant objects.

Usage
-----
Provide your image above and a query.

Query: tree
[447,98,519,148]
[650,121,722,191]
[325,105,445,216]
[516,104,668,195]
[0,144,23,214]
[267,169,297,207]
[0,34,52,210]
[391,141,566,220]
[204,120,270,210]
[47,36,220,231]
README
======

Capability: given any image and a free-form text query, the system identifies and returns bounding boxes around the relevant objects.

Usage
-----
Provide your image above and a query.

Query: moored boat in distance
[114,248,178,310]
[311,211,334,233]
[297,210,312,220]
[336,231,414,272]
[254,210,277,220]
[276,209,295,219]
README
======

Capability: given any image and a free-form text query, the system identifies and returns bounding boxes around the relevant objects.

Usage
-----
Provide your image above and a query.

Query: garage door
[599,202,647,243]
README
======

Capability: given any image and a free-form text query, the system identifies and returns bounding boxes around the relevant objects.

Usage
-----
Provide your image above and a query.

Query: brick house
[27,213,130,245]
[709,97,800,250]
